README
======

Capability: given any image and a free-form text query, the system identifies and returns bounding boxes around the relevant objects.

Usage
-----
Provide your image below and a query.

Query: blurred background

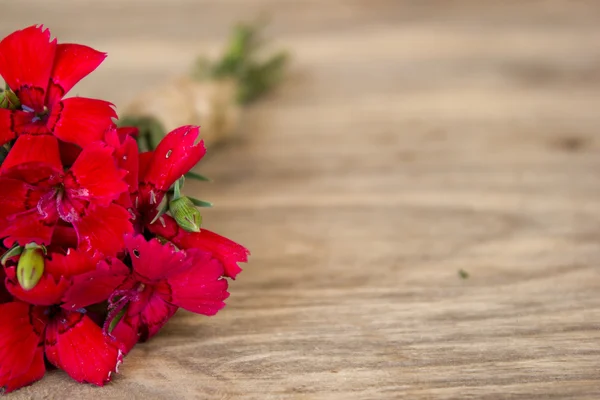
[4,1,600,398]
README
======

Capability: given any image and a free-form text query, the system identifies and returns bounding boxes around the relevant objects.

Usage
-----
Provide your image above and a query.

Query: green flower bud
[17,243,45,291]
[169,196,202,232]
[0,89,20,110]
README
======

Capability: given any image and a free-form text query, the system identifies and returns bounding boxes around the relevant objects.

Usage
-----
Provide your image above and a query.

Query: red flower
[0,264,10,304]
[0,141,132,255]
[0,25,116,170]
[134,125,205,224]
[0,25,250,395]
[149,215,249,279]
[0,249,124,393]
[104,126,140,210]
[0,302,123,393]
[129,125,249,278]
[66,234,229,353]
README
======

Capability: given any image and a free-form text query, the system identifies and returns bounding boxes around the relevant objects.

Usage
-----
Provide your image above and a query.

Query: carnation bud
[169,196,202,232]
[0,88,20,110]
[17,243,45,291]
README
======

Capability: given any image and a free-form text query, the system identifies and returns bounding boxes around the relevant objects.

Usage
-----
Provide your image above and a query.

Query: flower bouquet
[0,25,249,393]
[120,20,288,152]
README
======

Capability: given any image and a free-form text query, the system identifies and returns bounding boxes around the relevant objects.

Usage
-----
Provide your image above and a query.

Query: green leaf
[189,198,213,208]
[185,171,212,182]
[192,18,288,104]
[108,305,128,334]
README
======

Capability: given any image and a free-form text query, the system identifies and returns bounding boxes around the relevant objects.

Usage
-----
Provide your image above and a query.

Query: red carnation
[63,234,229,354]
[0,25,116,170]
[129,125,249,278]
[0,25,249,394]
[0,140,132,255]
[148,215,249,279]
[0,249,125,393]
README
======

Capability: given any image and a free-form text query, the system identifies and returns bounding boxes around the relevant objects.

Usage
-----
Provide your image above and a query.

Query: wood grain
[4,0,600,398]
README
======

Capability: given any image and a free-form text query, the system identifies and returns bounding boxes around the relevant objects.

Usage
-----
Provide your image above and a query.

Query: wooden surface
[4,1,600,398]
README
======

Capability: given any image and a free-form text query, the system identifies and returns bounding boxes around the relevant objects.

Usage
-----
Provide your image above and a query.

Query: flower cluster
[0,26,248,393]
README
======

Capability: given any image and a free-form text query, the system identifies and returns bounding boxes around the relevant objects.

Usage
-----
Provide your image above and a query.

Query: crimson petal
[138,151,154,180]
[163,250,229,316]
[0,109,17,147]
[148,215,249,279]
[125,234,190,282]
[2,208,57,248]
[134,293,178,342]
[74,203,133,256]
[5,272,69,306]
[142,125,206,192]
[0,267,11,304]
[45,248,101,278]
[0,25,56,111]
[1,135,61,173]
[110,312,141,355]
[45,310,122,386]
[62,258,130,310]
[0,109,49,149]
[106,128,139,192]
[46,43,106,106]
[0,178,41,224]
[66,141,128,206]
[48,97,116,148]
[0,302,47,393]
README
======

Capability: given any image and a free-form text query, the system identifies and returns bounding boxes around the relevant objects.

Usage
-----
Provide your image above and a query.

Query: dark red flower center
[103,282,148,336]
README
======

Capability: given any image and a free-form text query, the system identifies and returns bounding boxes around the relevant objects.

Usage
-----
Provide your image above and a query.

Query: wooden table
[5,1,600,398]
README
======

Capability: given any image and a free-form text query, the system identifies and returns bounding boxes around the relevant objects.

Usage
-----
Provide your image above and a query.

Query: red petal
[0,180,52,247]
[0,25,56,111]
[62,258,130,310]
[0,267,11,304]
[148,215,249,279]
[45,248,101,278]
[125,234,190,282]
[132,292,177,342]
[163,250,229,316]
[46,43,106,106]
[0,302,47,393]
[45,310,122,386]
[138,151,153,179]
[110,312,141,355]
[0,160,59,187]
[142,126,206,192]
[5,267,69,306]
[1,135,61,173]
[2,208,57,248]
[48,97,116,148]
[49,225,78,250]
[65,141,128,206]
[105,128,139,194]
[74,203,133,256]
[0,178,41,224]
[0,109,49,147]
[0,109,17,146]
[118,126,138,139]
[58,140,82,168]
